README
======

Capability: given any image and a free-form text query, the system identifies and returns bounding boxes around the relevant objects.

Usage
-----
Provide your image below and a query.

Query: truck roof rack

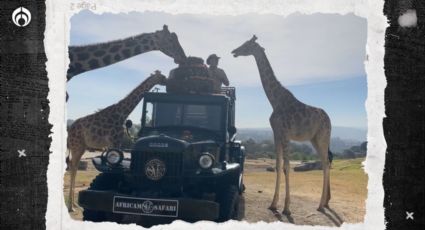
[220,87,236,100]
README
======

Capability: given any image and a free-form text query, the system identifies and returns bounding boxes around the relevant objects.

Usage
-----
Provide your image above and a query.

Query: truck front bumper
[78,190,219,221]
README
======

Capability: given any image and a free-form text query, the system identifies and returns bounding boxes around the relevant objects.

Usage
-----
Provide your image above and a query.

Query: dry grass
[243,158,367,224]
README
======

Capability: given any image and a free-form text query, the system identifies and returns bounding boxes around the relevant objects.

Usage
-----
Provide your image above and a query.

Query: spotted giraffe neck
[253,49,295,108]
[104,75,160,121]
[67,32,158,81]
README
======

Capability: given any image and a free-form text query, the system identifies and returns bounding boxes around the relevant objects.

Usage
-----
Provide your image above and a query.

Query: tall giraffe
[67,25,186,81]
[66,71,167,212]
[232,36,332,215]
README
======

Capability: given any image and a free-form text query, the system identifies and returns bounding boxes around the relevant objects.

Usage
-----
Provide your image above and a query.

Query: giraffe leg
[311,135,331,212]
[325,163,331,207]
[268,117,284,211]
[269,142,283,211]
[68,146,84,212]
[319,164,330,211]
[282,143,291,215]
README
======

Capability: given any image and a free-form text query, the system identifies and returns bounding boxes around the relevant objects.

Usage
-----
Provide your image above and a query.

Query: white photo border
[45,0,387,229]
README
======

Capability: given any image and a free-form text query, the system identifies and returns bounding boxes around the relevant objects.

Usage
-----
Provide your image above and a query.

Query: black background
[1,1,51,230]
[384,0,424,229]
[0,0,424,229]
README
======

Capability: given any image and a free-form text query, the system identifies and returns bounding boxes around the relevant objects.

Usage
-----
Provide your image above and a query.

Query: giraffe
[232,35,332,215]
[66,25,185,102]
[68,25,186,80]
[66,70,167,212]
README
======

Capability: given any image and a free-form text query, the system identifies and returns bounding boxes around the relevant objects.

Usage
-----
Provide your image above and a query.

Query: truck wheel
[82,173,122,223]
[239,176,246,194]
[217,185,239,222]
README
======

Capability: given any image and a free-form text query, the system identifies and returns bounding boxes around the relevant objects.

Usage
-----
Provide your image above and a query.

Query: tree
[360,141,367,152]
[342,149,356,159]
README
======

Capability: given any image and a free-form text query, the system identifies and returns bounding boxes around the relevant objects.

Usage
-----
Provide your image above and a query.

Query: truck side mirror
[125,119,133,129]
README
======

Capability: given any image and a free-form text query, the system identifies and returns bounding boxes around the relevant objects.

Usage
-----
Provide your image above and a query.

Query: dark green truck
[78,87,245,226]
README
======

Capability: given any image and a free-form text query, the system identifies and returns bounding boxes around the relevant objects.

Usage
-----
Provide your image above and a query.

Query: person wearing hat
[207,54,229,93]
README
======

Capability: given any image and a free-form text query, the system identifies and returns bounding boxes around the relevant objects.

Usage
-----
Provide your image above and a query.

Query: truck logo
[145,159,166,180]
[149,142,169,148]
[141,200,154,214]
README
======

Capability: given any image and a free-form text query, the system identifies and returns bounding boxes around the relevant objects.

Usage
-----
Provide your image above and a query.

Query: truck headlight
[105,149,123,166]
[199,153,214,169]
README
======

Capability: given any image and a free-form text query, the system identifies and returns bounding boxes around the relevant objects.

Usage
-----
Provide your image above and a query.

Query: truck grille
[131,151,182,184]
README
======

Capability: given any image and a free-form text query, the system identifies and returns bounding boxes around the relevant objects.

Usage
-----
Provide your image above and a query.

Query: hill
[237,127,366,153]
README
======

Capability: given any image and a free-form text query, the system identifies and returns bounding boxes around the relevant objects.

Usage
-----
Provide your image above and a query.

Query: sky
[67,11,367,129]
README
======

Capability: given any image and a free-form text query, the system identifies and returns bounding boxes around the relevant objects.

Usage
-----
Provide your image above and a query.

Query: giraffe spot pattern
[100,43,111,49]
[110,45,122,53]
[134,45,141,54]
[121,49,131,58]
[88,59,99,69]
[88,46,97,52]
[114,54,121,61]
[73,62,83,72]
[102,55,111,65]
[125,39,137,47]
[77,52,90,61]
[73,46,85,52]
[144,45,150,50]
[94,50,106,57]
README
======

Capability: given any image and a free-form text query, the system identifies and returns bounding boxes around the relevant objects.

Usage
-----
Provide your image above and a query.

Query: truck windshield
[144,101,222,131]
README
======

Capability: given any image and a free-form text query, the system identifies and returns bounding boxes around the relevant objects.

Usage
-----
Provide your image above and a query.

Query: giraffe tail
[65,155,70,171]
[65,149,71,171]
[328,149,333,164]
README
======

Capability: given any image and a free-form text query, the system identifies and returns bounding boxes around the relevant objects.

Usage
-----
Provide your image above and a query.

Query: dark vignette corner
[0,1,52,230]
[383,0,425,229]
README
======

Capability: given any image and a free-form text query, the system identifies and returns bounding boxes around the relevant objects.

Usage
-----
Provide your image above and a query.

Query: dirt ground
[64,153,367,227]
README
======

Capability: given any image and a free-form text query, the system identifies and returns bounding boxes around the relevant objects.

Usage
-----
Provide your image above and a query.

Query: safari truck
[78,85,245,225]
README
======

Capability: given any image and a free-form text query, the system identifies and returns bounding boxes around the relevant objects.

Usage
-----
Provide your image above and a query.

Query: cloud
[70,11,367,86]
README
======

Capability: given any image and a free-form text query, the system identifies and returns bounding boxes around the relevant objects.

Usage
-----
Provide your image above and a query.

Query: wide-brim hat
[207,54,220,64]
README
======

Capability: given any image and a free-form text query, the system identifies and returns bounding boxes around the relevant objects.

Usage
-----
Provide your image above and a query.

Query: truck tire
[239,175,246,194]
[82,173,121,222]
[217,185,239,222]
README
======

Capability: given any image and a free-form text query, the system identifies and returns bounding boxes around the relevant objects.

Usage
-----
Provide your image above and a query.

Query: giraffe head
[231,35,264,57]
[150,70,167,86]
[154,25,187,64]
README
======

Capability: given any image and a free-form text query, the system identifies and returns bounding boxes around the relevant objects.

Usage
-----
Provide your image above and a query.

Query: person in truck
[206,54,230,93]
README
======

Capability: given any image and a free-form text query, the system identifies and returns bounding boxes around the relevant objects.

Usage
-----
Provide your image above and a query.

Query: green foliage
[241,138,367,160]
[335,141,367,159]
[241,139,315,160]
